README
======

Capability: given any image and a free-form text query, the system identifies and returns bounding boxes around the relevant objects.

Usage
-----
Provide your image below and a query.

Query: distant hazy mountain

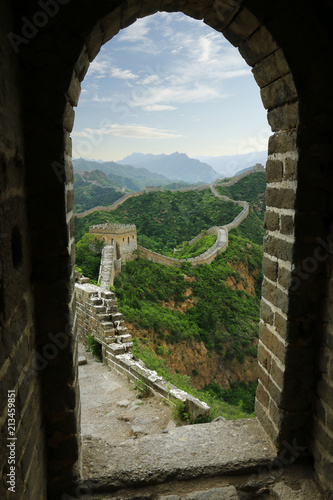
[117,152,219,184]
[194,151,267,177]
[72,158,172,191]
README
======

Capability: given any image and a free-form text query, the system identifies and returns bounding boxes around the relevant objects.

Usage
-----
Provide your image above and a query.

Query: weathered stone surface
[78,355,87,366]
[81,418,275,491]
[117,399,130,408]
[187,486,239,499]
[271,479,323,499]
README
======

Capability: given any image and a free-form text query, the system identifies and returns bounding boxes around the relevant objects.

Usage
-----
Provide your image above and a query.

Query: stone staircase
[98,244,115,290]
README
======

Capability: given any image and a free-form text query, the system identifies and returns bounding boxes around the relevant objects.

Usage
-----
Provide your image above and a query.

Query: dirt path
[78,343,178,474]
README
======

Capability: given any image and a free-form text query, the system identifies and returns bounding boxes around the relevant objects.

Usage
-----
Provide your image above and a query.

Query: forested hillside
[74,171,126,213]
[74,170,266,417]
[74,189,243,253]
[216,172,266,245]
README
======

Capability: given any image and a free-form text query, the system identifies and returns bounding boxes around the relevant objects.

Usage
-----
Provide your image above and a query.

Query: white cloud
[72,123,182,140]
[144,104,177,111]
[140,74,160,86]
[110,67,137,79]
[116,17,151,43]
[88,56,138,80]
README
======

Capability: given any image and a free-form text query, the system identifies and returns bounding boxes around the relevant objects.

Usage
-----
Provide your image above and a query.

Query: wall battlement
[75,279,210,420]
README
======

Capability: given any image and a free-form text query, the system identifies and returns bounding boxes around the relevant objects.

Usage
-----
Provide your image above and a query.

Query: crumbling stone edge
[75,279,210,421]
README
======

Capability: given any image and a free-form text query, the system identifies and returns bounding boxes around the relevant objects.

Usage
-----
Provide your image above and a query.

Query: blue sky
[72,12,269,162]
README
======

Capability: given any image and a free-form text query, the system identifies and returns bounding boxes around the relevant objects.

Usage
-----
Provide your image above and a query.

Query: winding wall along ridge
[76,169,256,267]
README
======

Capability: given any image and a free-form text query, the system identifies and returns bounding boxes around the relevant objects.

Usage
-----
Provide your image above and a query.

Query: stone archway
[3,0,332,497]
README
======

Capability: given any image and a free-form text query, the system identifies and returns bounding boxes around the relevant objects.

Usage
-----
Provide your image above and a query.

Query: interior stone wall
[0,0,333,497]
[0,1,47,498]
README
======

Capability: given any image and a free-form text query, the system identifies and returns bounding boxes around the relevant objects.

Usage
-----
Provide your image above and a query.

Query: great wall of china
[74,167,262,419]
[76,167,265,279]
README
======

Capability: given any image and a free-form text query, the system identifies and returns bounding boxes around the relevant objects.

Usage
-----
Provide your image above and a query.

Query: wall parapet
[137,226,228,268]
[74,167,259,219]
[75,280,210,420]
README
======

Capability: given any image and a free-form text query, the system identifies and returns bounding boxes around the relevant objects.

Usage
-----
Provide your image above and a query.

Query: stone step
[89,297,102,305]
[92,305,106,314]
[112,312,123,322]
[97,313,110,321]
[101,291,115,300]
[101,321,115,331]
[115,326,128,335]
[114,334,132,344]
[104,336,116,344]
[108,343,126,354]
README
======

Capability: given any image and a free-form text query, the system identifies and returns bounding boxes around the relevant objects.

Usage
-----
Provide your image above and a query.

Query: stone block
[280,215,294,236]
[204,2,240,34]
[66,71,81,107]
[266,159,283,183]
[274,312,287,339]
[112,312,123,322]
[187,486,239,499]
[261,299,275,325]
[63,101,75,133]
[255,399,279,446]
[256,381,270,408]
[259,323,286,365]
[119,333,132,343]
[278,265,292,290]
[104,336,116,344]
[239,25,279,66]
[262,256,278,282]
[108,343,126,355]
[252,48,290,88]
[101,290,115,299]
[257,341,272,373]
[271,358,285,389]
[268,130,297,155]
[261,276,289,313]
[261,73,297,110]
[268,101,299,132]
[266,187,296,210]
[264,210,280,231]
[263,235,294,263]
[222,7,260,47]
[116,326,128,335]
[284,156,298,181]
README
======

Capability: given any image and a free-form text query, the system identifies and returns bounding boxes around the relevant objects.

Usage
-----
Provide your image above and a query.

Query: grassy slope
[75,173,267,418]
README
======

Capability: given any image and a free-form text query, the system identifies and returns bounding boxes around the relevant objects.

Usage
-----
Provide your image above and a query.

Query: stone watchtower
[89,223,137,288]
[253,163,265,172]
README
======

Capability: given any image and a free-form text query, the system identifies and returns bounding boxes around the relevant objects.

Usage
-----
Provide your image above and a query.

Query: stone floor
[78,346,327,500]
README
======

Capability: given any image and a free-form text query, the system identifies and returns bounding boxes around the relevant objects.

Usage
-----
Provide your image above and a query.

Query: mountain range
[194,151,267,177]
[72,158,171,191]
[73,150,267,188]
[117,152,219,184]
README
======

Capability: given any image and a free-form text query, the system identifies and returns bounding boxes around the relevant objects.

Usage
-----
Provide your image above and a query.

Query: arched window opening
[73,11,270,453]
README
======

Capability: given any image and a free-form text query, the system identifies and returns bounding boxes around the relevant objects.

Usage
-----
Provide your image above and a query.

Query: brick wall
[0,2,47,498]
[1,0,333,496]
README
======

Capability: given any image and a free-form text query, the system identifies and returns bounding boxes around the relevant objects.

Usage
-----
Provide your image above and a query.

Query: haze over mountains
[194,151,267,177]
[117,152,218,184]
[73,151,267,188]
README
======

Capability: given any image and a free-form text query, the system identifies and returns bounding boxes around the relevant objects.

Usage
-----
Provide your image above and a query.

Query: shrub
[87,335,103,362]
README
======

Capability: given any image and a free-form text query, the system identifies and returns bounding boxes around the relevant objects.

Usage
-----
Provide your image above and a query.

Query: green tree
[75,234,104,281]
